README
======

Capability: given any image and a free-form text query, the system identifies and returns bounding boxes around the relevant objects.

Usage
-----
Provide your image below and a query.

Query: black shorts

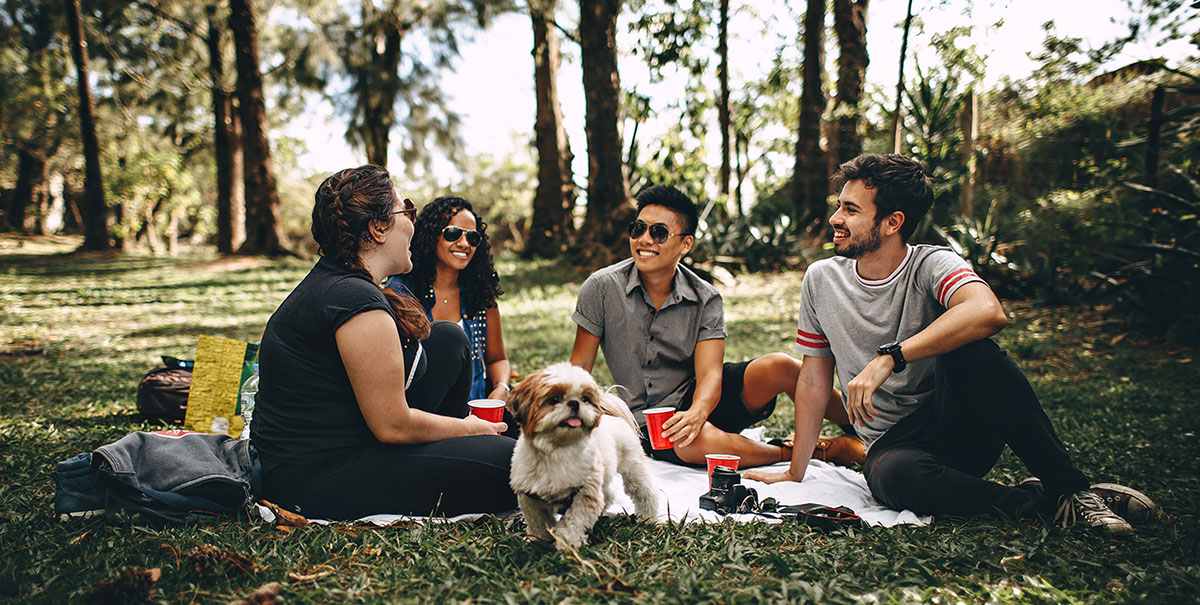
[642,359,777,466]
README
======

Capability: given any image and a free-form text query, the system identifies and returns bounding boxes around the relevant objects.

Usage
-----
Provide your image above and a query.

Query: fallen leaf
[1000,554,1025,566]
[259,499,309,527]
[288,569,334,583]
[229,581,284,605]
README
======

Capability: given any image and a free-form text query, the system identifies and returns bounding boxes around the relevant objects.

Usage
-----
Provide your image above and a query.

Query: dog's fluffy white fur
[507,362,659,549]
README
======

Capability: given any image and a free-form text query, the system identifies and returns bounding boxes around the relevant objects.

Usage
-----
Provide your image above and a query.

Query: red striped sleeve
[796,328,830,349]
[936,268,980,306]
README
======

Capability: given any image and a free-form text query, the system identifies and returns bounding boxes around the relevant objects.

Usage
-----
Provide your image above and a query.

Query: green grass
[2,235,1198,603]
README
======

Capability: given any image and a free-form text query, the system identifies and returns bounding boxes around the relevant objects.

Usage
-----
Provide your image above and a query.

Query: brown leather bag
[136,357,193,423]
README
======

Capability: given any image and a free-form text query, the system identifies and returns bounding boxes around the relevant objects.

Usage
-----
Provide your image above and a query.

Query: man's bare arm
[569,325,601,373]
[745,354,835,484]
[845,281,1006,425]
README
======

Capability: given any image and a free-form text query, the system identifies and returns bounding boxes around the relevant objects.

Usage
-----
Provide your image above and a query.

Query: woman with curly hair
[253,166,516,520]
[385,197,511,402]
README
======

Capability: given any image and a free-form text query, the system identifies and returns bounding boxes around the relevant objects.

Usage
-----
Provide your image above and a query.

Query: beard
[833,223,883,259]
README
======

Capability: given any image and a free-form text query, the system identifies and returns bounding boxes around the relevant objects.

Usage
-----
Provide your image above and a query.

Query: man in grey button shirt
[570,184,846,467]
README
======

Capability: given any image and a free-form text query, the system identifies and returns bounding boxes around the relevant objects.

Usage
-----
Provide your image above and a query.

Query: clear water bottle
[239,363,259,440]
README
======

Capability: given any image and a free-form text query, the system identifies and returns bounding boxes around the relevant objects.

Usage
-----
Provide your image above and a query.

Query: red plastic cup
[643,407,675,450]
[468,398,506,427]
[705,454,741,487]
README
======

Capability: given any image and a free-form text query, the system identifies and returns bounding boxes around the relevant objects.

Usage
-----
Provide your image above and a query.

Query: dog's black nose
[567,399,579,412]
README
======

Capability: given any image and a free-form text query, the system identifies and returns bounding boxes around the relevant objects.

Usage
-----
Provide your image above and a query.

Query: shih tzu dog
[507,363,659,550]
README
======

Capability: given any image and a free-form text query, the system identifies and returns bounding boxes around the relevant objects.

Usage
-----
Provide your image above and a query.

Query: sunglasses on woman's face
[442,225,482,247]
[392,198,417,221]
[627,219,685,244]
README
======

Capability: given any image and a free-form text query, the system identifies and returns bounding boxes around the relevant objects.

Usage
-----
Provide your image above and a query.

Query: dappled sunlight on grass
[2,236,1198,602]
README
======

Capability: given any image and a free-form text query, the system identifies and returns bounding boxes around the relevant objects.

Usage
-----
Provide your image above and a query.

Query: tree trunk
[717,0,731,198]
[526,0,577,259]
[577,0,630,259]
[361,25,402,167]
[1145,85,1163,191]
[229,0,290,256]
[959,88,978,217]
[792,0,828,231]
[208,3,244,253]
[889,0,914,155]
[65,0,110,250]
[10,149,47,233]
[832,0,868,166]
[734,130,746,218]
[347,6,407,168]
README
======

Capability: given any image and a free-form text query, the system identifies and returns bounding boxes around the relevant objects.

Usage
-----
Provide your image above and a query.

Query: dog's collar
[523,487,581,512]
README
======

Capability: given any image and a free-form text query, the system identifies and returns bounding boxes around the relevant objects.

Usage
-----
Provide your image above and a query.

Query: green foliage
[0,0,76,180]
[1102,164,1200,339]
[104,147,203,244]
[401,149,537,252]
[2,240,1199,602]
[973,41,1199,335]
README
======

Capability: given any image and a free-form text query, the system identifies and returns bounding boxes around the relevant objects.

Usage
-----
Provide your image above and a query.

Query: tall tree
[342,3,409,167]
[578,0,629,254]
[228,0,289,256]
[958,87,977,216]
[9,151,48,232]
[717,0,730,198]
[889,0,914,154]
[792,0,828,230]
[206,3,244,254]
[832,0,868,165]
[1,0,73,234]
[64,0,110,250]
[525,0,577,258]
[321,1,500,170]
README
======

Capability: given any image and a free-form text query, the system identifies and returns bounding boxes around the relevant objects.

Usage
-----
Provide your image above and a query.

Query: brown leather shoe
[812,435,865,466]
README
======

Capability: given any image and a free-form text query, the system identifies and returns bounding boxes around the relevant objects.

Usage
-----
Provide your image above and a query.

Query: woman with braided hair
[253,165,517,520]
[384,197,511,402]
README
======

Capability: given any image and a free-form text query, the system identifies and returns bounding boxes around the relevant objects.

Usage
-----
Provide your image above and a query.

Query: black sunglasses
[442,225,482,247]
[392,198,416,221]
[628,219,686,244]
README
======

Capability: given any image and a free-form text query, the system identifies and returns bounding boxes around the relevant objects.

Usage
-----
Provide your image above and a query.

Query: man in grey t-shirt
[570,185,851,468]
[747,154,1154,538]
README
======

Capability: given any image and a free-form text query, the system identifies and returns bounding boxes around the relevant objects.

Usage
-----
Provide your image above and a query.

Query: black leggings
[263,321,517,519]
[863,339,1090,519]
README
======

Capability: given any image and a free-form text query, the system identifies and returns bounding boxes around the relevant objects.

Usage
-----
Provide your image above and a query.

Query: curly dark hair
[312,165,430,341]
[406,196,502,317]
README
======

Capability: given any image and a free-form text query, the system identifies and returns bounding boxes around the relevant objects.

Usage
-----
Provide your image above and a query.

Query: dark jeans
[863,339,1090,519]
[263,321,517,519]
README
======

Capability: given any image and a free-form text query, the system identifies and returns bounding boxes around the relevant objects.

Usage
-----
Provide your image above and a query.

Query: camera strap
[766,503,863,530]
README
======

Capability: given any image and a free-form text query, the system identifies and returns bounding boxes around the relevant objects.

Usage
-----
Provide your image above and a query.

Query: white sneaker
[1055,490,1134,538]
[1091,483,1157,524]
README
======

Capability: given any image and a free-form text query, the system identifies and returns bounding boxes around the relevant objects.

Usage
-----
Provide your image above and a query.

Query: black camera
[699,466,759,514]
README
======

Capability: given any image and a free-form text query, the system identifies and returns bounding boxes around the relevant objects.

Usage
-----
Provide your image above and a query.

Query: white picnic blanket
[255,430,930,527]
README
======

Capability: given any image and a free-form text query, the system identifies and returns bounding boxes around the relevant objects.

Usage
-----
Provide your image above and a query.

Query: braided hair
[312,165,431,341]
[406,196,502,317]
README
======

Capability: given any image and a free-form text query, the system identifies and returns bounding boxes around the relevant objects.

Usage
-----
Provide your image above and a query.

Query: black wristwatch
[877,341,907,373]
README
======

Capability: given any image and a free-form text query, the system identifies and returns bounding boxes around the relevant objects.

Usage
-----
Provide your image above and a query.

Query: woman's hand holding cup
[463,414,506,436]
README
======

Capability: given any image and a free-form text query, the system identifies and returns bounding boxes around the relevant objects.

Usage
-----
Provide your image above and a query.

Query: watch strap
[877,341,907,373]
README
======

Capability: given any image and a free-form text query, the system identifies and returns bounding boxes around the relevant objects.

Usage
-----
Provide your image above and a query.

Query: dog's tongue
[566,417,582,428]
